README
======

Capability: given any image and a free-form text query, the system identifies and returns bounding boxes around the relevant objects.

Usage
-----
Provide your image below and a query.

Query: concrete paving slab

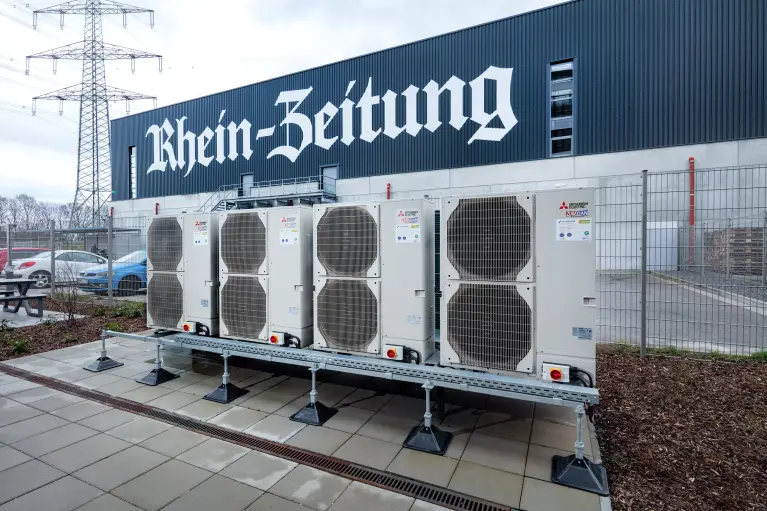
[0,413,69,444]
[50,401,110,422]
[460,432,528,475]
[332,434,400,470]
[73,493,143,511]
[329,481,414,511]
[39,433,133,473]
[313,405,374,434]
[161,474,263,511]
[11,422,98,457]
[520,476,600,511]
[138,426,208,458]
[208,406,268,432]
[175,398,233,421]
[337,389,392,412]
[286,426,351,456]
[0,460,65,506]
[447,460,523,508]
[144,390,200,411]
[0,475,102,511]
[5,386,62,404]
[0,380,40,396]
[176,438,251,473]
[270,464,351,511]
[243,414,305,443]
[386,449,459,487]
[76,409,138,432]
[246,493,310,511]
[111,460,213,511]
[105,416,172,444]
[72,445,169,491]
[0,403,44,427]
[0,446,31,473]
[28,393,85,412]
[220,450,297,491]
[357,412,418,444]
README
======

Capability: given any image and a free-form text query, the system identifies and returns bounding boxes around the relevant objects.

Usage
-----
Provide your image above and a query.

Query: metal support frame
[551,404,609,496]
[290,363,337,426]
[136,337,178,385]
[204,351,248,404]
[84,331,123,372]
[403,381,453,455]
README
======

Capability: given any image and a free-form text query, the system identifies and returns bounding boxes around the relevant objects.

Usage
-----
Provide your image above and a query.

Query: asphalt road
[598,273,767,354]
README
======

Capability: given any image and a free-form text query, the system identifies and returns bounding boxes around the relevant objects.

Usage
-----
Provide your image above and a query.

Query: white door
[74,252,105,274]
[54,252,79,281]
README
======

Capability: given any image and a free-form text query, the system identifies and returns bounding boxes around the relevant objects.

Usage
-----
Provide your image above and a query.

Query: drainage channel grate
[0,363,514,511]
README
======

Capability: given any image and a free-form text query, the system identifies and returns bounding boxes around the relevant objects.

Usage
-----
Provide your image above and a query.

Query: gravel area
[596,346,767,510]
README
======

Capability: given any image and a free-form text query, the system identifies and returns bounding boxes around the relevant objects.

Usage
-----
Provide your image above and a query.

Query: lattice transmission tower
[26,0,162,226]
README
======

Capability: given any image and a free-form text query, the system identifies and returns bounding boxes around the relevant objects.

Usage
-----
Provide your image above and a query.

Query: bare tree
[15,194,39,230]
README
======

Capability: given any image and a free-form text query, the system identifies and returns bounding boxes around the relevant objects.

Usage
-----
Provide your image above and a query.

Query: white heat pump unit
[313,199,435,363]
[440,189,597,380]
[146,213,219,336]
[218,207,313,347]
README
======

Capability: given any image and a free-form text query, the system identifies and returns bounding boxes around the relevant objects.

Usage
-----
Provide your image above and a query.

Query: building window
[549,59,574,157]
[128,146,137,199]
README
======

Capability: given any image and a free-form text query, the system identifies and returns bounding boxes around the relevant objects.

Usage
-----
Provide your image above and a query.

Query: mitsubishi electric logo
[145,65,518,177]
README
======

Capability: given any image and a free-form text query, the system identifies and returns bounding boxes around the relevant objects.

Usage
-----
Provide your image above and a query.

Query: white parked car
[10,250,107,288]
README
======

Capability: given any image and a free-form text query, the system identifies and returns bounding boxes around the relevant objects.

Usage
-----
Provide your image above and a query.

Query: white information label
[194,220,209,246]
[556,218,592,242]
[395,209,421,243]
[280,228,299,245]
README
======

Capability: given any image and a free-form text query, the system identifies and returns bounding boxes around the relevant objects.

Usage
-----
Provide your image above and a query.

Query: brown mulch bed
[0,297,147,361]
[596,346,767,511]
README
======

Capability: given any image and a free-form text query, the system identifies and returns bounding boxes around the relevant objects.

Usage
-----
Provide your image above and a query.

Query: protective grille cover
[148,273,183,329]
[447,283,532,371]
[221,213,266,274]
[316,206,377,276]
[447,196,531,281]
[317,279,378,351]
[220,276,267,339]
[148,217,182,271]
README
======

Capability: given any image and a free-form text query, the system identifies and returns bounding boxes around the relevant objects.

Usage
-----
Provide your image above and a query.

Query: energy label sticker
[280,228,299,245]
[193,221,209,246]
[556,218,592,242]
[395,209,421,243]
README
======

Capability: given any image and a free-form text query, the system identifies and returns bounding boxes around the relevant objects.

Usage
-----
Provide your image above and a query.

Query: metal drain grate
[0,364,514,511]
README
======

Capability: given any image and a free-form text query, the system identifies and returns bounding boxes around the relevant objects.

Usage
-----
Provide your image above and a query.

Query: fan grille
[446,283,532,371]
[316,206,378,276]
[221,213,266,274]
[446,196,531,280]
[147,217,182,271]
[317,279,378,352]
[148,273,183,329]
[220,276,267,340]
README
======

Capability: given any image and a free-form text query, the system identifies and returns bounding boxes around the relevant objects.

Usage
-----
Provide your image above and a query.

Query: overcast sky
[0,0,564,203]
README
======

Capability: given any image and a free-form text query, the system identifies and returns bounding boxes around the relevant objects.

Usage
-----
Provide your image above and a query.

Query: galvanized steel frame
[103,330,599,407]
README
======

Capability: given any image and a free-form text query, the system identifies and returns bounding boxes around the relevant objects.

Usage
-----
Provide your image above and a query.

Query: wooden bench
[0,294,46,318]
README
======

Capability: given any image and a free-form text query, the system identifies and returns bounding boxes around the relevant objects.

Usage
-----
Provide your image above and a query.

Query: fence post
[762,212,766,286]
[49,221,55,289]
[640,170,648,358]
[107,215,114,306]
[726,218,732,277]
[701,229,705,277]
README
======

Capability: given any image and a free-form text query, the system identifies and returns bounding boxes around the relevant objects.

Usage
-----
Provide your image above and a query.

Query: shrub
[750,351,767,363]
[103,322,123,332]
[92,305,107,317]
[38,315,58,326]
[0,318,12,332]
[112,301,144,318]
[7,338,30,355]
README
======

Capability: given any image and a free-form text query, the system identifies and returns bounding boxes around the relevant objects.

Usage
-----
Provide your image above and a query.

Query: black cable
[570,366,594,388]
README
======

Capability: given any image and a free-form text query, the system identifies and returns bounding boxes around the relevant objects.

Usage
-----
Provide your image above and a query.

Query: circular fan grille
[148,273,183,329]
[317,279,378,351]
[446,283,532,371]
[446,197,531,280]
[147,217,182,271]
[221,276,267,339]
[221,213,266,274]
[316,206,378,276]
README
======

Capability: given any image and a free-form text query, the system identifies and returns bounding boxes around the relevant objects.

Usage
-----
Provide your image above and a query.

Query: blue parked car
[78,250,147,295]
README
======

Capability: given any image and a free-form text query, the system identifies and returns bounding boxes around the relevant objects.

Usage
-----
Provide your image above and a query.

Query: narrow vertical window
[128,146,137,199]
[550,59,574,157]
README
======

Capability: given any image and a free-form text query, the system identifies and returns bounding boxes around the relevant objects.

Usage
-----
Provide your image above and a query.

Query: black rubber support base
[204,383,248,404]
[84,357,124,373]
[551,455,610,496]
[290,402,338,426]
[403,425,453,455]
[136,368,178,386]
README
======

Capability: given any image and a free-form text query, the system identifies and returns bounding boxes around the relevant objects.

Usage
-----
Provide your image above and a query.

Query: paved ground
[0,310,83,329]
[598,273,767,353]
[0,337,607,511]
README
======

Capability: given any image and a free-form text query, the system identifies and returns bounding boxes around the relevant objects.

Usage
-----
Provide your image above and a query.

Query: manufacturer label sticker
[281,216,297,229]
[194,220,209,245]
[395,209,421,243]
[280,228,299,245]
[565,209,589,217]
[556,218,592,242]
[572,327,593,340]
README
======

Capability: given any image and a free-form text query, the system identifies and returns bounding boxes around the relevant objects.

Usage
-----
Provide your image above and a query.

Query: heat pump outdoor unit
[440,189,597,381]
[146,213,219,336]
[218,207,313,347]
[313,199,435,362]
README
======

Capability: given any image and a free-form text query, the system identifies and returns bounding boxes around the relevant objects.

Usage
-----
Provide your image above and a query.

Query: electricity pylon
[26,0,162,226]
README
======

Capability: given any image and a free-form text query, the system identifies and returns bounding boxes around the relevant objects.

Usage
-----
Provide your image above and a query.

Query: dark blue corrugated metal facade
[111,0,767,200]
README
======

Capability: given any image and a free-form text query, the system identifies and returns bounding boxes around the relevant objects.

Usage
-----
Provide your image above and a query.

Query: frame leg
[85,331,124,372]
[136,339,178,385]
[290,363,337,426]
[403,381,453,455]
[551,404,610,496]
[204,352,248,403]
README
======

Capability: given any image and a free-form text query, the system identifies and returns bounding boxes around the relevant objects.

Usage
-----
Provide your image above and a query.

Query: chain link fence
[596,164,767,355]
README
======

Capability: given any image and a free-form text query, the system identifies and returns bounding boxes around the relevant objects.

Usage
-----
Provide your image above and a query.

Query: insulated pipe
[386,183,391,200]
[689,157,695,267]
[155,202,159,215]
